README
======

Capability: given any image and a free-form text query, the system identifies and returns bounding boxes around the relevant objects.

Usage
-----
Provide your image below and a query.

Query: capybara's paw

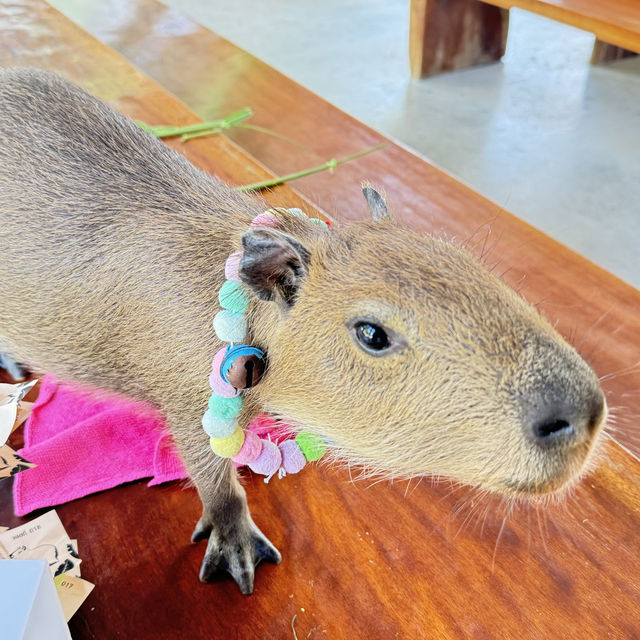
[192,516,281,595]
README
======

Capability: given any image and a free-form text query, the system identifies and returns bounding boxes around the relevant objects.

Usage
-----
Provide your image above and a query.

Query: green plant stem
[234,143,386,192]
[137,107,253,139]
[139,109,315,151]
[180,128,223,142]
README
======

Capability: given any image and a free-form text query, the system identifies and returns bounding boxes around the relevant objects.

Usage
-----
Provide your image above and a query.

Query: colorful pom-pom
[209,348,240,398]
[224,251,243,282]
[208,392,243,420]
[232,429,263,465]
[203,209,330,476]
[218,280,250,314]
[213,310,246,343]
[295,431,326,461]
[202,410,238,438]
[249,439,282,481]
[279,440,306,474]
[210,426,245,458]
[250,212,279,228]
[309,217,327,226]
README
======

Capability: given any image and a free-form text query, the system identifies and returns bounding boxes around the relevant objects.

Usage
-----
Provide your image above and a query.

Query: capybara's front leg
[171,415,281,595]
[191,463,281,594]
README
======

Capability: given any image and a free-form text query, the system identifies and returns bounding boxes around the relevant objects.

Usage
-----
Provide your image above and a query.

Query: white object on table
[0,559,71,640]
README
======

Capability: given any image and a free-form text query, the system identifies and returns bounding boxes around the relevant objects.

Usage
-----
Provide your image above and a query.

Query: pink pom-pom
[250,213,279,228]
[224,251,243,282]
[248,439,282,482]
[279,440,306,475]
[232,430,263,465]
[209,349,240,398]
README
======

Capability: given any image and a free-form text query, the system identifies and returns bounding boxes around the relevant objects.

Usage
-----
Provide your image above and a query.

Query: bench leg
[410,0,509,78]
[591,39,638,64]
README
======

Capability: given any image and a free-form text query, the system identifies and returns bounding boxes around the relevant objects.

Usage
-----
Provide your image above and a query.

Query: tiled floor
[155,1,640,289]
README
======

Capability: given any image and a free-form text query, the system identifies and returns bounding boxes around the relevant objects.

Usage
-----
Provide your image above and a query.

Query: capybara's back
[0,67,259,401]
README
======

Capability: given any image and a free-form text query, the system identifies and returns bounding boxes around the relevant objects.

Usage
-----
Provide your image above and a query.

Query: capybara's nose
[526,388,605,448]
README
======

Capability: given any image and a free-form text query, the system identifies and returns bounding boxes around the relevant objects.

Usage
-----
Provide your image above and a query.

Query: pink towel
[13,376,188,515]
[12,377,292,516]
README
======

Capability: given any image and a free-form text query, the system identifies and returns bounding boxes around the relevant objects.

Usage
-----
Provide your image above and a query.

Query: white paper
[0,513,94,623]
[0,559,72,640]
[0,511,81,579]
[0,380,37,446]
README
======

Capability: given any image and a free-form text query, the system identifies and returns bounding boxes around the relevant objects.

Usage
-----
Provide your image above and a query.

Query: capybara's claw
[194,518,281,595]
[191,517,212,543]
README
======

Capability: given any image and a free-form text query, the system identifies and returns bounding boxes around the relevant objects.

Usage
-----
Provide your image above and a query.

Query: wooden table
[409,0,640,77]
[1,1,639,638]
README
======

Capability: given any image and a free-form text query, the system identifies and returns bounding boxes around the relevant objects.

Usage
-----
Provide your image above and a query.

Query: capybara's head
[243,192,606,497]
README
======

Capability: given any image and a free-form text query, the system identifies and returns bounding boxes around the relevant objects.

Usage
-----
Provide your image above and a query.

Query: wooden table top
[1,1,639,638]
[485,0,640,54]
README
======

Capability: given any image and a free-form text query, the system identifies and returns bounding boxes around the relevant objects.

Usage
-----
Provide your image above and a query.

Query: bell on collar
[220,345,267,390]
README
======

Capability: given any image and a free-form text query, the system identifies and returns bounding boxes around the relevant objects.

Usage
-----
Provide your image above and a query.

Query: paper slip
[54,574,95,622]
[0,443,36,479]
[0,511,95,621]
[0,510,82,578]
[0,380,37,447]
[14,401,33,430]
[0,528,8,558]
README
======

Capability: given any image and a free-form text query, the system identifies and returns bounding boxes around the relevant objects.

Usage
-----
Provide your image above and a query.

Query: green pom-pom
[309,217,326,226]
[208,392,244,420]
[218,280,250,313]
[295,431,326,461]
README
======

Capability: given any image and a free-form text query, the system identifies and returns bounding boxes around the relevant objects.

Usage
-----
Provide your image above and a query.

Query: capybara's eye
[354,322,390,352]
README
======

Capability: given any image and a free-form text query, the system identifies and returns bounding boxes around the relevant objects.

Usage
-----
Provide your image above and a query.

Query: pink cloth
[12,377,292,516]
[13,376,188,515]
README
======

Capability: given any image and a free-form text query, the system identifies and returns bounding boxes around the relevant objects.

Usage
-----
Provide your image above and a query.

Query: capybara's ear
[239,228,310,307]
[362,183,390,222]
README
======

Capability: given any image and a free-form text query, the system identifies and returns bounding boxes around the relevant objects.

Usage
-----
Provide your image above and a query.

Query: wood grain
[591,38,638,63]
[409,0,640,77]
[0,1,639,638]
[410,0,509,77]
[484,0,640,55]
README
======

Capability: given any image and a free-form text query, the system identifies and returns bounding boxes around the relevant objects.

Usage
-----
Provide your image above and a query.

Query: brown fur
[0,69,605,593]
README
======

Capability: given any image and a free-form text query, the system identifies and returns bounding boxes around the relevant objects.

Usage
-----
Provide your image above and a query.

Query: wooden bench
[410,0,640,77]
[1,1,639,637]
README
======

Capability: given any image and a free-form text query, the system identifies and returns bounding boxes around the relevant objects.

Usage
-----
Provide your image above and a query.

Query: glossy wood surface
[0,1,639,638]
[484,0,640,54]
